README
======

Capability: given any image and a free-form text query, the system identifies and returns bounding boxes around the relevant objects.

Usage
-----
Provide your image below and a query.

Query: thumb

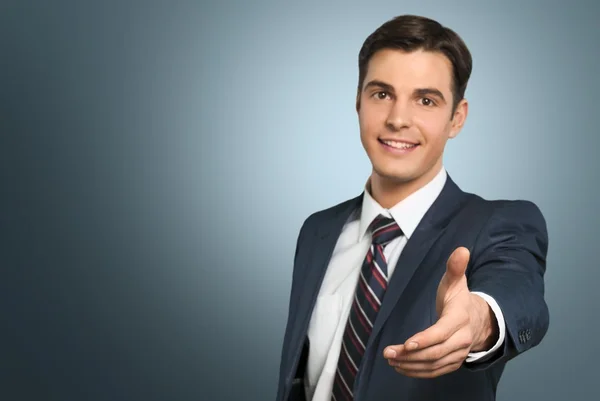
[445,246,470,282]
[437,247,470,317]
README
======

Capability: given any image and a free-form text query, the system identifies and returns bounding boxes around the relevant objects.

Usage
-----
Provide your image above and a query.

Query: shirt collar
[358,166,447,242]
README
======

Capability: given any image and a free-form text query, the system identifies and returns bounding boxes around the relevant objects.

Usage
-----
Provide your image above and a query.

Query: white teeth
[382,140,417,149]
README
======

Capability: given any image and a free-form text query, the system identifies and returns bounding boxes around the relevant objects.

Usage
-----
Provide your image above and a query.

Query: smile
[378,139,419,152]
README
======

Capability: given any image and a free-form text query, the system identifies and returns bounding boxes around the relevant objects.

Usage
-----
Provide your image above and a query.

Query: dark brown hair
[357,15,473,113]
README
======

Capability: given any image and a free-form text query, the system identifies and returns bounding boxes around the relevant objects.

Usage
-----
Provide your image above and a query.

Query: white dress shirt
[304,166,506,401]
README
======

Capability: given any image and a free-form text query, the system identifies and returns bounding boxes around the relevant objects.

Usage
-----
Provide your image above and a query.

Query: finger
[390,346,470,371]
[391,341,456,363]
[401,313,466,352]
[383,344,405,359]
[445,247,470,280]
[394,359,463,379]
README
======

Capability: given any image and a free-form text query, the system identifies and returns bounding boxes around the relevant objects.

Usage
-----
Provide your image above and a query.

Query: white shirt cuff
[465,291,506,363]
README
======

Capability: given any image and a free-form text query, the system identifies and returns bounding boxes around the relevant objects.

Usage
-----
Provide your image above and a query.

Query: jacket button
[518,330,528,344]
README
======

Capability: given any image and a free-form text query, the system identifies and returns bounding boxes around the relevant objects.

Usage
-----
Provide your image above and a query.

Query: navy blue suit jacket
[276,175,549,401]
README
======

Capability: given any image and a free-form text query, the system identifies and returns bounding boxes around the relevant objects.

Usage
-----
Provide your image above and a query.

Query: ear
[448,98,468,139]
[355,89,361,113]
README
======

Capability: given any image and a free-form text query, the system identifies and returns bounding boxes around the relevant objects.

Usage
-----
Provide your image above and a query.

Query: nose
[385,100,411,131]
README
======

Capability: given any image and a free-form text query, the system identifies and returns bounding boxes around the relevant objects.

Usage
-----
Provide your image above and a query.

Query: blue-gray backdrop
[2,1,597,400]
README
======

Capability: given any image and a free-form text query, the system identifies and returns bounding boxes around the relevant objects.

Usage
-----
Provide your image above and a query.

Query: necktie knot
[369,214,403,246]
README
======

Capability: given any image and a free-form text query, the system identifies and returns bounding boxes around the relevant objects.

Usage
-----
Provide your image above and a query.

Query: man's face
[357,48,467,188]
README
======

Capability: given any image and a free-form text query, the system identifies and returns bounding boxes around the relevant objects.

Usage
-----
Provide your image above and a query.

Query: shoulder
[462,194,549,260]
[298,195,362,235]
[466,194,547,232]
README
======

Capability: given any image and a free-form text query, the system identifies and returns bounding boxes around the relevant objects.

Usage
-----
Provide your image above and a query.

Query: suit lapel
[295,195,363,342]
[366,175,467,348]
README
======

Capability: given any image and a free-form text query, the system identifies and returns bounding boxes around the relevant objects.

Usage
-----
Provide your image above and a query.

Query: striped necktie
[331,214,403,400]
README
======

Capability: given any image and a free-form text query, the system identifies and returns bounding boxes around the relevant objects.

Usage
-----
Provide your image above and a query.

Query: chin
[372,167,418,184]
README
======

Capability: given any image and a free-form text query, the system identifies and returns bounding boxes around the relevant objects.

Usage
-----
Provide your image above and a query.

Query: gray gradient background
[1,1,598,400]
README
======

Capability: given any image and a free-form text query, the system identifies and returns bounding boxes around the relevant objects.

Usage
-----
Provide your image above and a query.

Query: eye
[420,97,436,106]
[373,91,390,100]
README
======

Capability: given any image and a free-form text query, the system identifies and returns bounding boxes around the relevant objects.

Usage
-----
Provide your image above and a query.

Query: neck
[369,165,442,209]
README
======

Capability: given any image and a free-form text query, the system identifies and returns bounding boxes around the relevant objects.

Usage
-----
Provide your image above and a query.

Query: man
[276,14,549,401]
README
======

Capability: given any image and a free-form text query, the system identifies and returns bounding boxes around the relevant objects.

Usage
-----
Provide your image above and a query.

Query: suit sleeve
[464,200,549,370]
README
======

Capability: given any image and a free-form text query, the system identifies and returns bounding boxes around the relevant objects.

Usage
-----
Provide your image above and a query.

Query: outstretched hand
[382,247,498,378]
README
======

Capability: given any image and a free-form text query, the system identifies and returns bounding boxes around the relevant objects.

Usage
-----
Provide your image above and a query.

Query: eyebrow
[363,80,395,93]
[414,88,446,103]
[363,80,446,103]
